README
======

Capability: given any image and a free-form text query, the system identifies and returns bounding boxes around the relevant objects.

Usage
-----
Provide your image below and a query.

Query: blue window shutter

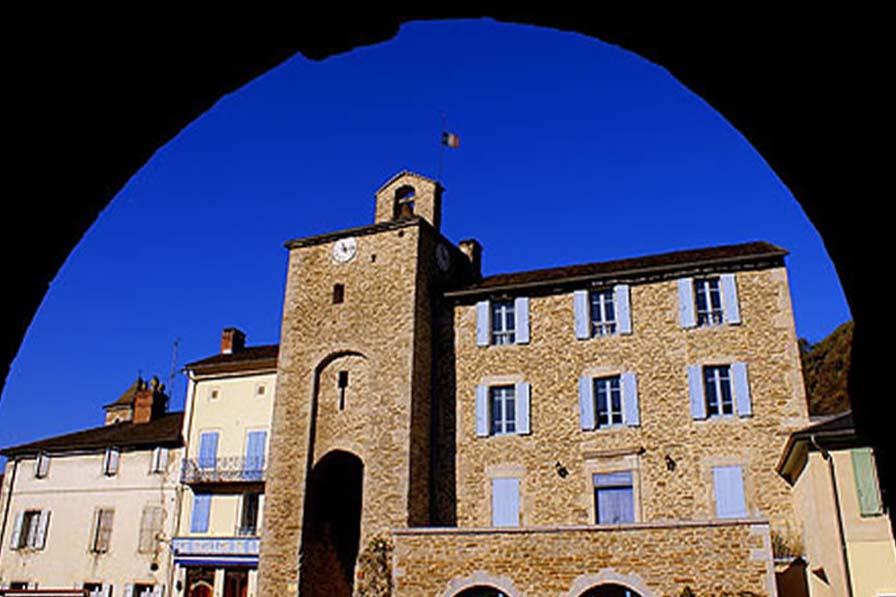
[476,300,490,346]
[198,432,219,468]
[579,376,595,430]
[190,493,211,533]
[573,290,591,339]
[514,297,530,344]
[621,372,640,426]
[614,285,632,334]
[491,478,520,527]
[732,362,752,417]
[688,365,706,419]
[851,448,883,516]
[515,382,531,434]
[720,273,741,324]
[245,431,267,479]
[678,278,696,328]
[713,466,747,518]
[475,385,489,437]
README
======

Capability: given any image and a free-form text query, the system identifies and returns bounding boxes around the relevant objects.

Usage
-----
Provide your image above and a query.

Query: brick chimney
[132,376,169,424]
[458,239,483,280]
[221,327,246,354]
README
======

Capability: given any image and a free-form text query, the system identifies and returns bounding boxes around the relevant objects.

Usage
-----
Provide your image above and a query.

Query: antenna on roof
[167,337,180,403]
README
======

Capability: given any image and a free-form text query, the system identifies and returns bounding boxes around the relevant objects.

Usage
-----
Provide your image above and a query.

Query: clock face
[332,237,357,263]
[436,244,451,271]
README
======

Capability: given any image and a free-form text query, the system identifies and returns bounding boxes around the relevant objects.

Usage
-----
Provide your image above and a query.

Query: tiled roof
[184,344,279,373]
[447,241,787,297]
[1,412,184,457]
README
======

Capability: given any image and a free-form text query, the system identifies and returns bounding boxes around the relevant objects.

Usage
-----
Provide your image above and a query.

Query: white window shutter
[720,273,741,324]
[578,376,595,430]
[102,585,112,597]
[475,300,490,346]
[515,382,531,434]
[688,365,706,420]
[614,285,632,334]
[713,465,747,518]
[152,585,165,597]
[36,453,50,478]
[475,385,489,437]
[35,510,51,549]
[491,478,520,527]
[678,278,696,328]
[573,290,590,339]
[109,449,120,475]
[10,511,23,549]
[621,372,640,426]
[514,297,530,344]
[124,584,134,597]
[732,362,752,416]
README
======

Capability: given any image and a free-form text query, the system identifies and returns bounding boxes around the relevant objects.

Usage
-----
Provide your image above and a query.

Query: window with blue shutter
[491,477,520,527]
[720,273,741,324]
[475,301,490,346]
[475,385,489,437]
[713,465,747,518]
[731,362,752,416]
[190,493,211,533]
[621,372,639,426]
[197,432,219,469]
[514,297,530,344]
[578,375,595,430]
[688,365,706,420]
[573,290,590,339]
[614,285,632,334]
[244,431,267,481]
[515,382,531,434]
[678,278,697,328]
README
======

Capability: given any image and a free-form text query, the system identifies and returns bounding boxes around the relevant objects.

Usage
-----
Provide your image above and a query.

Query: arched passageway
[455,586,510,597]
[299,450,364,597]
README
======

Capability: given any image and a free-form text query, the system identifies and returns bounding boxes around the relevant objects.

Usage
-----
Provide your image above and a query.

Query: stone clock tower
[257,172,473,597]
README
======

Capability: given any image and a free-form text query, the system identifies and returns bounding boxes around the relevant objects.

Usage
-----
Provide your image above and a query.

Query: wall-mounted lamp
[555,461,569,478]
[665,454,677,471]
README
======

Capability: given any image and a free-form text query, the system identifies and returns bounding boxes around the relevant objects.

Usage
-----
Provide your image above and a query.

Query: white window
[10,509,50,550]
[679,274,740,328]
[594,376,623,427]
[491,300,516,345]
[238,492,261,536]
[688,363,751,420]
[90,508,114,553]
[475,383,531,437]
[103,448,120,476]
[593,471,635,524]
[34,452,50,478]
[150,447,168,474]
[713,465,747,518]
[589,290,617,336]
[490,386,516,435]
[491,477,520,527]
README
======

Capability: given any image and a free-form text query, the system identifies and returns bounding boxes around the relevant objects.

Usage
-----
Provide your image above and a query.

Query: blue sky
[0,19,850,451]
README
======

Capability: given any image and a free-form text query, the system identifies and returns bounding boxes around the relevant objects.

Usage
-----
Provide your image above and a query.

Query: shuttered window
[34,452,50,479]
[580,373,639,430]
[150,447,169,474]
[91,508,114,553]
[491,477,520,527]
[689,363,752,419]
[190,494,211,533]
[713,465,747,518]
[103,448,120,476]
[138,505,164,553]
[197,432,219,469]
[851,448,883,516]
[680,274,740,328]
[476,298,530,345]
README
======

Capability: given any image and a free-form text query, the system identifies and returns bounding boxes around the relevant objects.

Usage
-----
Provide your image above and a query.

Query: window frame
[702,365,735,418]
[34,452,50,479]
[593,470,636,525]
[90,508,114,554]
[693,277,724,327]
[589,289,617,337]
[18,509,42,549]
[593,375,624,428]
[102,447,121,476]
[489,385,517,436]
[238,492,262,536]
[490,300,516,345]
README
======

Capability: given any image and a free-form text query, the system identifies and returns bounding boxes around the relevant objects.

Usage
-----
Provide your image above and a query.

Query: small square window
[694,278,724,327]
[255,384,266,396]
[593,471,635,524]
[209,387,220,401]
[490,300,516,345]
[489,385,516,435]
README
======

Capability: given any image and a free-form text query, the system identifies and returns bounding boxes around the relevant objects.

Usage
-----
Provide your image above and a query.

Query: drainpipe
[810,434,854,597]
[0,458,19,557]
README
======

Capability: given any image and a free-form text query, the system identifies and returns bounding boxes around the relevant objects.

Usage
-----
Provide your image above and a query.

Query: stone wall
[392,519,775,596]
[445,266,808,537]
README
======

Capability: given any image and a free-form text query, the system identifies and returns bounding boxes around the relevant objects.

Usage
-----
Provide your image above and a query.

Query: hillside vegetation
[799,321,853,416]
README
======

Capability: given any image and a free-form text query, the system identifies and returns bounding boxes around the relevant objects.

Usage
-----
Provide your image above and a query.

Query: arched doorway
[580,584,643,597]
[299,450,364,597]
[455,586,510,597]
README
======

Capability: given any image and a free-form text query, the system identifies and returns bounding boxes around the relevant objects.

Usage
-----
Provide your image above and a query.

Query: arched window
[580,583,642,597]
[456,587,509,597]
[394,185,416,218]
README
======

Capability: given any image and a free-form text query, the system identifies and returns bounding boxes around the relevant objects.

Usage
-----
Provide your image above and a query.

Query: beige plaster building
[172,330,277,597]
[778,411,896,597]
[0,377,182,596]
[255,171,813,597]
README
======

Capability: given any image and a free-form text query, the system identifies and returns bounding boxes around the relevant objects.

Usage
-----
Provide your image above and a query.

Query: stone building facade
[257,171,810,597]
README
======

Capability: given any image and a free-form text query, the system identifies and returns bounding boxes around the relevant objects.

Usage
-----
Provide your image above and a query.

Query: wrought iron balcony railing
[181,457,266,484]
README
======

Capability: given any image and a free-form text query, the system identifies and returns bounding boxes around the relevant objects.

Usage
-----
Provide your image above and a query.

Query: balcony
[180,456,266,484]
